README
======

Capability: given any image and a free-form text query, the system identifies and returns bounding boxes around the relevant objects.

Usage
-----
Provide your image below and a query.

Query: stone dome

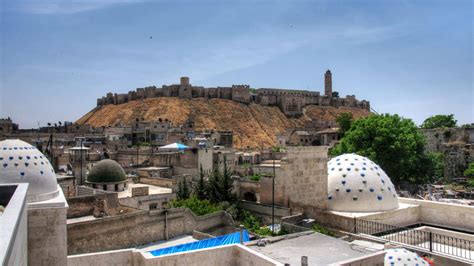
[87,159,126,183]
[384,248,427,265]
[0,139,59,202]
[327,153,399,212]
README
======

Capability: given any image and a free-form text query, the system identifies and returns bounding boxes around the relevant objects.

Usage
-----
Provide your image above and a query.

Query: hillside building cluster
[96,71,370,116]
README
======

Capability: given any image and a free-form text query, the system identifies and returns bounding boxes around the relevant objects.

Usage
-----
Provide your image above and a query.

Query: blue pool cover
[149,230,250,257]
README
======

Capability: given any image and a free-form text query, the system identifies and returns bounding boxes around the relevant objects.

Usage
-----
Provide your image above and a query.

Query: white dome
[327,154,399,212]
[0,139,59,202]
[384,248,427,265]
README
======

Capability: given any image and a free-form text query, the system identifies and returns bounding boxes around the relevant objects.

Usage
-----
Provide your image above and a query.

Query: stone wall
[138,177,173,188]
[399,198,474,231]
[131,186,149,197]
[57,176,75,198]
[67,244,282,266]
[261,146,328,210]
[27,189,68,266]
[67,192,119,218]
[239,201,291,224]
[421,128,474,180]
[96,75,370,117]
[67,208,234,255]
[118,192,174,210]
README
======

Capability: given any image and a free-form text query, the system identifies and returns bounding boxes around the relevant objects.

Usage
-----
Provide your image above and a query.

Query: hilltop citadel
[97,70,370,117]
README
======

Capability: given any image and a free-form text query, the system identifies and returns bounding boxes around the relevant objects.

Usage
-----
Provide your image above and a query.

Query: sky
[0,0,472,129]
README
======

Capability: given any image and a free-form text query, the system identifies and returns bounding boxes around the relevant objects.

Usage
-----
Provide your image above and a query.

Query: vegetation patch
[312,223,335,237]
[170,196,222,216]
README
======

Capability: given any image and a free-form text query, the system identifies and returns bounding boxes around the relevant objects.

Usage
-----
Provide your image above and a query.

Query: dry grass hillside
[76,98,371,148]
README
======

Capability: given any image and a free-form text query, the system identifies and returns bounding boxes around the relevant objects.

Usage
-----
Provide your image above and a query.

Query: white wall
[399,198,474,231]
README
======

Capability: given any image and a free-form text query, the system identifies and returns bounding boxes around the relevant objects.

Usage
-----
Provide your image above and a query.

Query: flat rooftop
[329,202,418,218]
[117,183,172,198]
[138,167,171,171]
[250,233,373,265]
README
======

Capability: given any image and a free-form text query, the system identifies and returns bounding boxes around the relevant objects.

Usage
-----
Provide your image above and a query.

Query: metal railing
[355,219,473,261]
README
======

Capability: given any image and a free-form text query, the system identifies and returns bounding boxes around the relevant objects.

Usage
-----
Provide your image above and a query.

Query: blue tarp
[149,230,250,257]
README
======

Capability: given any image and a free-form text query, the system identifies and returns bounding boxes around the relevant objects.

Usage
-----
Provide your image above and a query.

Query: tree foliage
[421,114,457,129]
[336,112,354,136]
[464,162,474,178]
[427,152,444,180]
[194,164,208,200]
[331,114,434,186]
[177,179,190,200]
[200,156,236,204]
[170,196,221,216]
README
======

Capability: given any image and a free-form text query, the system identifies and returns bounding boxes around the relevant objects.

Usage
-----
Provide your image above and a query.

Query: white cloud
[12,0,148,14]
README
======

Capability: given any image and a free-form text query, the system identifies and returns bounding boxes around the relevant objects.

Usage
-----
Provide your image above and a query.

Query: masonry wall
[399,198,474,231]
[239,201,291,224]
[261,146,328,210]
[118,193,174,210]
[67,245,282,266]
[96,77,371,116]
[28,205,68,265]
[67,192,119,218]
[67,208,234,255]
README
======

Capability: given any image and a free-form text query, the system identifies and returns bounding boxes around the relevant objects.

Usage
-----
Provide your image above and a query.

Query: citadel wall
[96,72,370,117]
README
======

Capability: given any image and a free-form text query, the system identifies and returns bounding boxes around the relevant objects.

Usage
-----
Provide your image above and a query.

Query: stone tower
[324,70,332,97]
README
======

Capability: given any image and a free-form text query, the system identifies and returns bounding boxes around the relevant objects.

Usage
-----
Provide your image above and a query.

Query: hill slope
[76,98,370,148]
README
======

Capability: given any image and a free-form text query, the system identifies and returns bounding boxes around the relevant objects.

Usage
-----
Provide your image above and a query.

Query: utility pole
[136,144,139,171]
[272,150,275,234]
[80,138,83,185]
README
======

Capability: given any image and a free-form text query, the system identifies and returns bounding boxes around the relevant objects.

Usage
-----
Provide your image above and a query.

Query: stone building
[96,71,370,117]
[0,117,18,134]
[86,159,128,192]
[0,139,68,265]
[421,127,474,180]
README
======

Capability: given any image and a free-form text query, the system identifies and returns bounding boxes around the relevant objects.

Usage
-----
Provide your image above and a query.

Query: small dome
[87,159,126,183]
[0,139,59,202]
[384,248,427,265]
[327,154,399,212]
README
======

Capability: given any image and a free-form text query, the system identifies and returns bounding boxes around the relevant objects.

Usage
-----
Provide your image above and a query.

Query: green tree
[336,112,354,136]
[331,114,434,186]
[427,152,444,180]
[421,114,457,129]
[194,164,208,200]
[464,162,474,178]
[207,167,222,203]
[206,157,236,203]
[220,156,235,203]
[465,163,474,187]
[177,179,190,200]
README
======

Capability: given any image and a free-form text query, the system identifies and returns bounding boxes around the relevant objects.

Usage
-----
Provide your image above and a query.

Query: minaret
[325,70,332,97]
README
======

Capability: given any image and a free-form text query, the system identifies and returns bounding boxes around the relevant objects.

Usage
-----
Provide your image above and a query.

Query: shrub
[170,196,221,216]
[249,174,262,182]
[464,162,474,178]
[312,223,335,236]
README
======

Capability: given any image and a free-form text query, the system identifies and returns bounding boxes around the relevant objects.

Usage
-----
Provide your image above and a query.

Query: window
[103,184,107,190]
[115,184,119,191]
[149,203,158,210]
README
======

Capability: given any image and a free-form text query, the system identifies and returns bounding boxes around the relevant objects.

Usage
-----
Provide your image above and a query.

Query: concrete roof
[117,183,172,198]
[138,167,171,171]
[250,233,373,265]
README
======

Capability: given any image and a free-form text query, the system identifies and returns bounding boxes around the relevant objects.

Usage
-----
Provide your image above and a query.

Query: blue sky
[1,0,472,129]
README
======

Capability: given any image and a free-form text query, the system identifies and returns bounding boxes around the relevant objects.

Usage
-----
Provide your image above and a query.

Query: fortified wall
[96,71,370,117]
